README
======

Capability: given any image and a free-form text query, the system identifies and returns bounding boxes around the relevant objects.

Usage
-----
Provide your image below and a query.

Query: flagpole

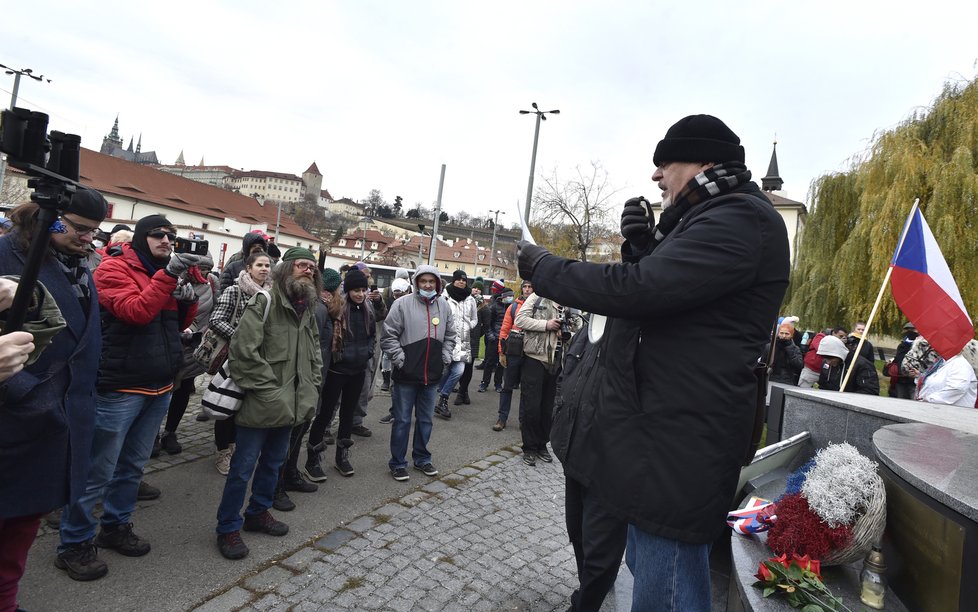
[840,198,919,391]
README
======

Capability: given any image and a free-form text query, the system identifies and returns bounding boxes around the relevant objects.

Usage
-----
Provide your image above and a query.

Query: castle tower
[100,114,123,154]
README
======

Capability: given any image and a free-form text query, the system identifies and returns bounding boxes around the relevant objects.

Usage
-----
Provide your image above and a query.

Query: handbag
[193,289,242,375]
[504,330,524,356]
[198,290,271,419]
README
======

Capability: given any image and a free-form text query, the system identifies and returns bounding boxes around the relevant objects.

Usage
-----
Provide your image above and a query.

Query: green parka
[229,286,323,428]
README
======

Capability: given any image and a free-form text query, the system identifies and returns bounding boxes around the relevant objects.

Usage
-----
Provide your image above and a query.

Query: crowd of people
[767,316,978,407]
[2,112,977,612]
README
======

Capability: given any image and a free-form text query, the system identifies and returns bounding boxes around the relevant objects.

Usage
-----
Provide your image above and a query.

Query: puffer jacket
[229,286,323,428]
[381,264,457,385]
[442,291,477,363]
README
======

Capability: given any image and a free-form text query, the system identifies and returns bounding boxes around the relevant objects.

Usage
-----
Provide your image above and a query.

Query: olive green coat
[229,287,323,428]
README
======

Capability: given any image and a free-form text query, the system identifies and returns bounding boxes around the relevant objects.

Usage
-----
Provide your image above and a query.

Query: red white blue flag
[890,206,974,359]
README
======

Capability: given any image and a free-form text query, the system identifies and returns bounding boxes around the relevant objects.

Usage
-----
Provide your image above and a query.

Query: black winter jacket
[531,182,789,544]
[769,339,803,384]
[819,353,880,395]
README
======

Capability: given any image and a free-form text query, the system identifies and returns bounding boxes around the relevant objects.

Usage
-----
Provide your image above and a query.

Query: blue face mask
[502,296,514,304]
[419,288,437,299]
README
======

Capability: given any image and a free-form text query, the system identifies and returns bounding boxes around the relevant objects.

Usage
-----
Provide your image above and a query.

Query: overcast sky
[3,1,977,224]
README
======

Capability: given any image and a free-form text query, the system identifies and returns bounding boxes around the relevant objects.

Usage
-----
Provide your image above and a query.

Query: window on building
[202,222,209,230]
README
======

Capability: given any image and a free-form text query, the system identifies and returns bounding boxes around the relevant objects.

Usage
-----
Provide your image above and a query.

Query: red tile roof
[230,169,302,181]
[305,162,321,175]
[78,148,317,241]
[337,229,393,244]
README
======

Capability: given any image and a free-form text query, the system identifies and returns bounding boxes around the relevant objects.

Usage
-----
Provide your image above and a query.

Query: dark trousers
[309,370,366,449]
[214,417,236,451]
[565,476,628,612]
[458,362,474,395]
[280,421,311,480]
[520,357,558,453]
[480,339,503,388]
[163,375,196,433]
[0,513,42,612]
[497,353,524,422]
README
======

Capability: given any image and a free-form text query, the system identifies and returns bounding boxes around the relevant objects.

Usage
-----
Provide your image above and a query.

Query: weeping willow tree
[787,77,978,335]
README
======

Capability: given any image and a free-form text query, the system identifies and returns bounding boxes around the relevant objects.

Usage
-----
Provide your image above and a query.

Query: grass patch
[437,555,456,565]
[338,576,366,593]
[373,513,392,524]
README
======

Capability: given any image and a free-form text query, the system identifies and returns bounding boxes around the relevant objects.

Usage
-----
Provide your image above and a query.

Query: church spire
[109,114,120,141]
[761,140,783,192]
[175,150,185,166]
[136,133,142,154]
[126,137,134,153]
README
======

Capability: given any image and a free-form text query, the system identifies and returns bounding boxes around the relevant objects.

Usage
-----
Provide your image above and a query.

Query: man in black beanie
[516,114,789,611]
[55,213,203,581]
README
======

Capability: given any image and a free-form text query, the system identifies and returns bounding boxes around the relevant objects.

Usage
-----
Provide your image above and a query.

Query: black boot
[284,467,318,493]
[380,370,391,392]
[434,394,452,419]
[335,439,355,477]
[302,442,328,482]
[273,481,296,512]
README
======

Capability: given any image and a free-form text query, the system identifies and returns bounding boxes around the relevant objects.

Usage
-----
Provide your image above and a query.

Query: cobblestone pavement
[192,447,602,612]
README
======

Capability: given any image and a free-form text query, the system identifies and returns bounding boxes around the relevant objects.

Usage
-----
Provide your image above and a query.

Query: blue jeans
[216,424,292,534]
[625,524,710,612]
[60,391,171,548]
[436,361,465,397]
[389,382,437,470]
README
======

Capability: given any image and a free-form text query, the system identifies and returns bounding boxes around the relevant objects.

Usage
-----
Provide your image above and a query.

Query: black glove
[165,253,203,278]
[620,196,654,250]
[516,240,550,281]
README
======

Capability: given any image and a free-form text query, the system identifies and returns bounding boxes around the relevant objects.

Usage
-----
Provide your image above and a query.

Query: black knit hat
[452,269,467,282]
[66,188,109,221]
[132,214,174,264]
[344,269,369,291]
[652,114,745,167]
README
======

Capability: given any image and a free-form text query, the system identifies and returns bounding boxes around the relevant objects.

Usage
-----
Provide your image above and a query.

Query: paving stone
[192,586,253,612]
[243,564,295,593]
[455,466,481,477]
[313,528,356,551]
[372,502,409,518]
[398,491,430,507]
[440,473,466,485]
[470,460,493,470]
[344,515,375,533]
[279,546,323,572]
[421,479,450,493]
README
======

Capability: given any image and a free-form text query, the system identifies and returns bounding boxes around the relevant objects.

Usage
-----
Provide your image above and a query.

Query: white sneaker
[216,448,233,475]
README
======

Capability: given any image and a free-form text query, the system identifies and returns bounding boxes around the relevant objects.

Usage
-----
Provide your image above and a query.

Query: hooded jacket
[442,286,477,363]
[381,264,457,385]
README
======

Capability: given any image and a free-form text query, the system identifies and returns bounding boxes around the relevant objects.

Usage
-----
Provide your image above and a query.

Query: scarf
[236,269,271,298]
[446,283,470,302]
[52,249,91,314]
[653,161,752,242]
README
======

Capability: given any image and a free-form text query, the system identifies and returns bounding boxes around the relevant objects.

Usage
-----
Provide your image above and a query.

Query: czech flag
[891,206,974,359]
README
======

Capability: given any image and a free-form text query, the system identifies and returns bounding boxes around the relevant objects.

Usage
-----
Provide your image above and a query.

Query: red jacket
[803,332,826,373]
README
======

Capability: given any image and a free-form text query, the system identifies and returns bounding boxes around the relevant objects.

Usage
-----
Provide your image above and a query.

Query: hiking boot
[243,511,289,536]
[94,522,151,557]
[323,431,335,445]
[160,431,182,455]
[434,395,452,420]
[195,412,210,422]
[55,541,108,581]
[537,448,554,463]
[335,438,355,477]
[283,469,318,493]
[273,486,296,512]
[302,442,328,483]
[477,382,488,392]
[390,467,410,482]
[151,433,162,458]
[217,531,249,560]
[522,452,537,467]
[380,370,391,392]
[460,392,471,405]
[136,481,161,501]
[351,425,372,438]
[379,412,394,424]
[454,391,471,406]
[414,463,439,477]
[215,448,233,475]
[492,420,506,432]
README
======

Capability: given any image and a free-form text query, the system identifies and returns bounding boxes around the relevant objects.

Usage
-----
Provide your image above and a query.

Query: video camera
[0,107,82,333]
[173,237,209,256]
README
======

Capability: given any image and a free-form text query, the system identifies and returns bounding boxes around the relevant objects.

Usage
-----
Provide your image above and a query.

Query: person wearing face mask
[889,322,920,399]
[380,265,456,482]
[769,320,803,385]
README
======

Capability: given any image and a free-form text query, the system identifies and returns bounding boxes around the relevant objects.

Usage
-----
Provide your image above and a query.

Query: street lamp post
[359,217,371,262]
[417,224,426,265]
[518,102,559,224]
[487,209,503,280]
[0,64,51,198]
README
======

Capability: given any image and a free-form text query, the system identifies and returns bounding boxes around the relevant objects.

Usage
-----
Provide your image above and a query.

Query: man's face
[453,278,467,289]
[51,214,101,256]
[651,161,714,209]
[417,274,437,292]
[521,283,533,297]
[833,329,848,340]
[777,329,792,341]
[146,226,175,259]
[291,259,316,283]
[853,323,866,336]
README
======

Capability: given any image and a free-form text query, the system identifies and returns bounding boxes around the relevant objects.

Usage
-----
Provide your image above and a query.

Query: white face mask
[419,288,437,299]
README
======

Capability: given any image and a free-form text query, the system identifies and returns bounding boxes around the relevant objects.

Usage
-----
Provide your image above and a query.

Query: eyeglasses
[60,216,100,237]
[293,262,316,271]
[147,231,177,241]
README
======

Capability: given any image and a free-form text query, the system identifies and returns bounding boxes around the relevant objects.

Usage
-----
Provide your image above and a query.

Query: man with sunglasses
[0,189,108,605]
[56,214,201,581]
